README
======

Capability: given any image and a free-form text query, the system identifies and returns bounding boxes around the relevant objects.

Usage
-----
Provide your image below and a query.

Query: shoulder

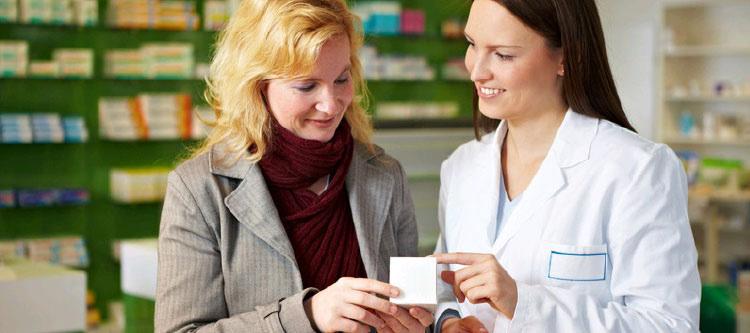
[354,141,405,177]
[591,120,683,184]
[441,131,495,175]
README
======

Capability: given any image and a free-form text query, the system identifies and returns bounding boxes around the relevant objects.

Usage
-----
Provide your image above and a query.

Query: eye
[295,82,316,92]
[495,52,515,61]
[334,74,350,85]
[467,40,475,49]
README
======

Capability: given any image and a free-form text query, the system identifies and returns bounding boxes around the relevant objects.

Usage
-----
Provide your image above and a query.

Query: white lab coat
[434,110,701,332]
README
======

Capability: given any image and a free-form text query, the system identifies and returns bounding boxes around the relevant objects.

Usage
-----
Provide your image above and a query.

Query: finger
[336,317,371,333]
[461,316,488,333]
[378,311,408,333]
[345,290,398,315]
[453,265,485,291]
[458,274,487,299]
[441,271,465,302]
[347,278,400,298]
[391,305,423,332]
[464,285,493,305]
[340,303,386,329]
[433,252,490,265]
[408,307,434,327]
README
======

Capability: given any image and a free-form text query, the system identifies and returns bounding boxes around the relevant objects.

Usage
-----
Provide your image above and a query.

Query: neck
[504,103,567,161]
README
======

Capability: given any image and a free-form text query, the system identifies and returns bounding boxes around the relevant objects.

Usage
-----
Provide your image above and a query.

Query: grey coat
[155,142,418,333]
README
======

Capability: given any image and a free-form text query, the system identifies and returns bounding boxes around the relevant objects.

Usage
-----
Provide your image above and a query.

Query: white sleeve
[434,160,461,326]
[508,145,701,332]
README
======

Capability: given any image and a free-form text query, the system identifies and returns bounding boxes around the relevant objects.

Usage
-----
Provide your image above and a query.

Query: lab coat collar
[490,109,599,253]
[548,109,600,168]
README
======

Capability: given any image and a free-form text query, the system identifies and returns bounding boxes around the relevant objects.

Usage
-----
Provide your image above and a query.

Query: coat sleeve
[155,171,318,333]
[507,145,701,332]
[393,159,418,257]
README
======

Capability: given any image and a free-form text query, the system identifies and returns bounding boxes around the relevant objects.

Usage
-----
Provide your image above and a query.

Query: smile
[477,86,506,98]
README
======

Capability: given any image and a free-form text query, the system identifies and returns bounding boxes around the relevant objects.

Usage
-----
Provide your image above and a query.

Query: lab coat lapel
[212,147,299,270]
[493,110,599,253]
[346,144,393,279]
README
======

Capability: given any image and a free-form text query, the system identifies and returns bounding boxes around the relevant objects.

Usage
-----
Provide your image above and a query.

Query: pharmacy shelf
[663,0,750,8]
[665,137,750,147]
[689,189,750,203]
[666,96,750,103]
[664,45,750,57]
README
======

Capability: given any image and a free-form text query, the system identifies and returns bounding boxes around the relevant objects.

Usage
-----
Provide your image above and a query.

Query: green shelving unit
[0,0,473,320]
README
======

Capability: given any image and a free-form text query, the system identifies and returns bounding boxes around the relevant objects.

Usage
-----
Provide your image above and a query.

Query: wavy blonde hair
[192,0,373,164]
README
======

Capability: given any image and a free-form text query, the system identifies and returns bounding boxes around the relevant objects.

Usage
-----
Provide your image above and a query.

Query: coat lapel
[493,110,599,254]
[346,144,394,280]
[210,146,299,270]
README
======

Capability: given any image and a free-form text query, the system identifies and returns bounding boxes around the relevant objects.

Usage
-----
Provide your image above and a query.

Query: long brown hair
[473,0,636,139]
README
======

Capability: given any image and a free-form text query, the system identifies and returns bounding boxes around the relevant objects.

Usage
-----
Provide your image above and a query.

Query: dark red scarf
[258,120,367,290]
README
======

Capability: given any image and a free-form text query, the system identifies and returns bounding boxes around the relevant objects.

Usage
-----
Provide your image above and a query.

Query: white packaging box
[389,257,437,312]
[120,239,158,300]
[0,259,86,333]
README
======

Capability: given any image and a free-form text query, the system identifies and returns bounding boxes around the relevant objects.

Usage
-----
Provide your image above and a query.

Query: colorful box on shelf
[0,0,17,23]
[376,102,459,120]
[400,9,425,36]
[352,1,401,36]
[107,0,199,30]
[14,188,90,207]
[16,0,93,26]
[0,189,15,208]
[99,94,194,140]
[110,168,170,203]
[360,45,434,81]
[53,48,94,78]
[442,58,470,81]
[0,236,89,268]
[105,43,194,79]
[0,40,28,78]
[0,113,88,143]
[203,0,228,31]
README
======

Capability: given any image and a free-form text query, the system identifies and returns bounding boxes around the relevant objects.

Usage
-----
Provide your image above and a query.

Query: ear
[553,48,565,77]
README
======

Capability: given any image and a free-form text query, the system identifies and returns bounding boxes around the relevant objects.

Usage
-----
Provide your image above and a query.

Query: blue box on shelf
[59,189,90,206]
[16,189,61,207]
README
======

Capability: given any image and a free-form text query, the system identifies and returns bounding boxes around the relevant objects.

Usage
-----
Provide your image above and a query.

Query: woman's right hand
[441,316,488,333]
[305,277,400,333]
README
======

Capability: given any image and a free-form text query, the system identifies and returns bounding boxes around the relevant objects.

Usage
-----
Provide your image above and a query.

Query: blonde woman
[155,0,433,332]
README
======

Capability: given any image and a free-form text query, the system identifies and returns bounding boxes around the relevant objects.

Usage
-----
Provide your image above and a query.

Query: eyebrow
[464,32,521,49]
[303,65,352,82]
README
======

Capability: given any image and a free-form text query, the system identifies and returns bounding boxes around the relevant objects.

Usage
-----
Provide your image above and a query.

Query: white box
[389,257,437,312]
[0,259,86,333]
[120,239,158,300]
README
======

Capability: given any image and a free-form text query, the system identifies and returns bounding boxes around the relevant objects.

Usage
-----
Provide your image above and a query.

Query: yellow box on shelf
[110,167,171,204]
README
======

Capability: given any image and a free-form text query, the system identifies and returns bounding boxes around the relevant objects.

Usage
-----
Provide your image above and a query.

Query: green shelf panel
[0,0,473,321]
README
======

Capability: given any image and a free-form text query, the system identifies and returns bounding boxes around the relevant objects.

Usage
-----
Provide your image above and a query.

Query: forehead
[308,34,351,77]
[465,0,539,46]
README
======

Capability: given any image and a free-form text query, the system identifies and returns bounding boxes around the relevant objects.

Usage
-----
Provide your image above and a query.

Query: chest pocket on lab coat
[541,242,610,299]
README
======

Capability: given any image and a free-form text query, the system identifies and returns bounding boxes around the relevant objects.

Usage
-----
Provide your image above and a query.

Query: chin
[301,130,336,143]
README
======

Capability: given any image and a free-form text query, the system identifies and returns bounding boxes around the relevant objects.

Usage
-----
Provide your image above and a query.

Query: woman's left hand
[375,306,433,333]
[433,253,518,319]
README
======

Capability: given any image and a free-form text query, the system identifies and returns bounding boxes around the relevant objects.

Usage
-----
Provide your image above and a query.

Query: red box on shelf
[400,9,425,35]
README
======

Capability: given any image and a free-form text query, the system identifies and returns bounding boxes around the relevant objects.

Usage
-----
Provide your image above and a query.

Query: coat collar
[487,109,600,253]
[210,142,391,282]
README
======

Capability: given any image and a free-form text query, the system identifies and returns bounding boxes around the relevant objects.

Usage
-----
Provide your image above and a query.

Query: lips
[476,85,506,98]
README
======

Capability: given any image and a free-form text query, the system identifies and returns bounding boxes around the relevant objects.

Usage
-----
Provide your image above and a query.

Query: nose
[468,52,492,83]
[315,86,338,114]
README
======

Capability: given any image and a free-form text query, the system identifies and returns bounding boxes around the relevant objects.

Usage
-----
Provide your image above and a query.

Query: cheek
[464,49,475,73]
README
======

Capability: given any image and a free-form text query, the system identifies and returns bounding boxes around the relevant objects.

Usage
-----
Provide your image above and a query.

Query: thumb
[441,270,465,302]
[461,316,488,333]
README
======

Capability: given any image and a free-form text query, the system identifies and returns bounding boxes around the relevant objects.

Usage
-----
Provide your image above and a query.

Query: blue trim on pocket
[547,250,607,282]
